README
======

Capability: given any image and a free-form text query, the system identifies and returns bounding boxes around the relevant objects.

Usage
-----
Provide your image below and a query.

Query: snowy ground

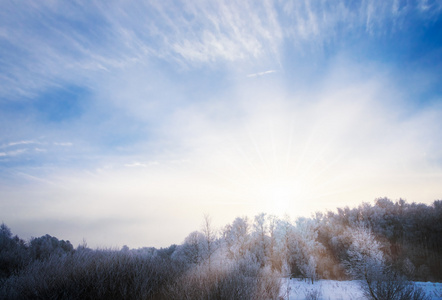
[279,279,442,300]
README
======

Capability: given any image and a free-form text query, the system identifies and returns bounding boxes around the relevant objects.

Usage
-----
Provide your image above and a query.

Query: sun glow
[260,179,297,215]
[245,174,314,216]
[188,97,342,218]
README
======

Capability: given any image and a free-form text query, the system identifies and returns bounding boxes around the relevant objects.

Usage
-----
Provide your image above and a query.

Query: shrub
[304,287,322,300]
[0,249,183,300]
[361,269,430,300]
[165,256,281,300]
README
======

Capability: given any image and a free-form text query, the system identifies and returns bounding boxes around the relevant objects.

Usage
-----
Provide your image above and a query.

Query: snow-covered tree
[0,223,28,278]
[271,217,293,273]
[222,217,251,260]
[290,217,324,283]
[343,226,390,300]
[250,213,271,266]
[29,234,74,261]
[344,226,385,281]
[201,214,217,270]
[173,230,206,265]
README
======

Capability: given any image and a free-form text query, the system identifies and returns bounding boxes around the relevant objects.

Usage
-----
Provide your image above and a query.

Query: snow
[280,279,442,300]
[415,282,442,300]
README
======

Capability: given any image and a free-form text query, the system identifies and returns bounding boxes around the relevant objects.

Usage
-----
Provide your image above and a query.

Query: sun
[257,178,305,216]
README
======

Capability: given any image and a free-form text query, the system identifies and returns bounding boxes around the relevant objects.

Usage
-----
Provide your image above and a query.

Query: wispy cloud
[0,148,28,157]
[124,161,159,168]
[247,70,277,78]
[167,1,282,65]
[53,142,73,147]
[1,0,439,99]
[0,140,38,149]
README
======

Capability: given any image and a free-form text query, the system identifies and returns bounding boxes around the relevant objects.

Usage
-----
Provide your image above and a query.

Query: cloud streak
[247,70,277,78]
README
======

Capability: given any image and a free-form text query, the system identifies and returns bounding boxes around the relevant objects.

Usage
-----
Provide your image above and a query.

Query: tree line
[0,198,440,299]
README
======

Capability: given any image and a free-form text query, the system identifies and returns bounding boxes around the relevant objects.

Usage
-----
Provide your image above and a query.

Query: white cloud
[0,149,27,157]
[53,142,73,147]
[124,161,159,168]
[0,140,37,149]
[167,0,282,65]
[247,70,277,78]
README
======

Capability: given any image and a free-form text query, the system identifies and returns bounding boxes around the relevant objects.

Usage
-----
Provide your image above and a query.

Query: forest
[1,198,441,299]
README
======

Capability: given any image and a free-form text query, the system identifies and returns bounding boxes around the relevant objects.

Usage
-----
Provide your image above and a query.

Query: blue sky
[1,1,442,248]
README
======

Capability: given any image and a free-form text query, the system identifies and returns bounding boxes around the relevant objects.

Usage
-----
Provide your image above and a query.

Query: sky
[1,0,442,248]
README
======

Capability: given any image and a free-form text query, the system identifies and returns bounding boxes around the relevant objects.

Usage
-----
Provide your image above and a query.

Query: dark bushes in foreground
[0,249,183,300]
[0,248,281,300]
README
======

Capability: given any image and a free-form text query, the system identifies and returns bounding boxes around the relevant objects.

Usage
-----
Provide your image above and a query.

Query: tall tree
[202,214,216,271]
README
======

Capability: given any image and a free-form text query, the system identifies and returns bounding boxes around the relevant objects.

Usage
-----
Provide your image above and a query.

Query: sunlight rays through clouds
[0,0,441,247]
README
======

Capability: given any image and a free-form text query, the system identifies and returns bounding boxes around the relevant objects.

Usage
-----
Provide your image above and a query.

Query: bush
[1,244,281,300]
[304,287,322,300]
[361,269,430,300]
[0,249,183,300]
[165,256,281,300]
